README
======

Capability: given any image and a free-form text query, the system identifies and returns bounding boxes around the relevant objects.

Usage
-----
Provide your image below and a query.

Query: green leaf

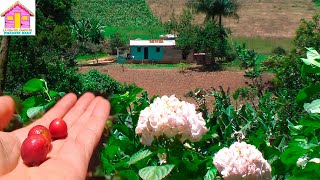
[301,47,320,68]
[301,64,320,76]
[296,85,320,105]
[26,106,44,119]
[304,99,320,114]
[138,165,175,180]
[204,168,216,180]
[22,78,45,92]
[300,114,320,129]
[101,145,120,160]
[116,170,139,180]
[113,123,133,139]
[22,96,46,109]
[127,149,152,165]
[280,147,308,166]
[225,105,235,118]
[100,154,115,175]
[49,90,59,98]
[131,87,144,97]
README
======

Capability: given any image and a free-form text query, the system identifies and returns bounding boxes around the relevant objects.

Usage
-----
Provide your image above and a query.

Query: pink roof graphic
[1,1,34,29]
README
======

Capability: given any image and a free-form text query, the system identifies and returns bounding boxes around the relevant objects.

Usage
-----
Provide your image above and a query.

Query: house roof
[1,1,35,16]
[130,39,176,46]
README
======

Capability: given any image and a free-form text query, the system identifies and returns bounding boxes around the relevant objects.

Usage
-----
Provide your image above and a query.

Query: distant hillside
[72,0,161,27]
[146,0,319,38]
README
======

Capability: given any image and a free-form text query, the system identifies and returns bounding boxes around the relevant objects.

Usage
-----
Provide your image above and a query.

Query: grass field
[125,63,180,69]
[105,26,165,40]
[230,36,294,54]
[76,53,109,62]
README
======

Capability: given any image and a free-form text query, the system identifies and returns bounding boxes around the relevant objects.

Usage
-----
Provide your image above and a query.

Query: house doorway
[144,47,148,59]
[14,13,21,28]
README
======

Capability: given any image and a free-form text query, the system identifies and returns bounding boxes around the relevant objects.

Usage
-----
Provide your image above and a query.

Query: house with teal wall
[117,39,193,64]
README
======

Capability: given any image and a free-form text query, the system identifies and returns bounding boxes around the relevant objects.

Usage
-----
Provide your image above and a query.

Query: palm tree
[188,0,239,27]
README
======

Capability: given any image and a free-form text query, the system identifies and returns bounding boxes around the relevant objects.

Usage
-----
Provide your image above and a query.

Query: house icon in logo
[1,1,34,29]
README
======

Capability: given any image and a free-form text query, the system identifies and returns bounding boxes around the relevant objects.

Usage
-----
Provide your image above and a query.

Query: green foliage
[195,21,232,64]
[78,69,123,98]
[138,165,175,180]
[294,14,320,55]
[72,0,165,41]
[72,0,161,27]
[272,46,287,55]
[71,18,105,44]
[235,43,258,69]
[174,9,198,59]
[18,79,65,123]
[109,33,126,55]
[273,48,320,179]
[100,88,213,179]
[187,0,239,25]
[5,0,77,94]
[313,0,320,7]
[177,62,190,73]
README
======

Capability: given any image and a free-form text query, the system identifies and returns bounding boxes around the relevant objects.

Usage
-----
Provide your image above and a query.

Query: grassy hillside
[72,0,165,40]
[72,0,319,54]
[147,0,318,38]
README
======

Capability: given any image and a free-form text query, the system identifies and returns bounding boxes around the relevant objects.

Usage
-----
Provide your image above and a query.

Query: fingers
[0,96,15,130]
[55,97,110,167]
[62,92,96,130]
[75,98,110,160]
[13,93,78,140]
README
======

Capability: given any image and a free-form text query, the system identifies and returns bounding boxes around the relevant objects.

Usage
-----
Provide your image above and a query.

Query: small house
[127,39,188,64]
[1,1,34,29]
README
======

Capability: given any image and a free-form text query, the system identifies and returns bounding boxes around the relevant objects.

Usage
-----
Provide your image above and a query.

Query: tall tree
[188,0,239,27]
[175,9,198,59]
[0,37,11,94]
[4,0,76,93]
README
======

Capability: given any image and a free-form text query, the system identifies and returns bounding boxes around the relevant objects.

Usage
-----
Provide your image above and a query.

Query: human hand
[0,92,110,180]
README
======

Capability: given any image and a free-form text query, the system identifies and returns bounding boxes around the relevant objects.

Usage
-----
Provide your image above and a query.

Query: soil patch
[79,64,273,105]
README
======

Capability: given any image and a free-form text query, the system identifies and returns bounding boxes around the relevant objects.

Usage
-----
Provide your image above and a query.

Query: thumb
[0,96,15,130]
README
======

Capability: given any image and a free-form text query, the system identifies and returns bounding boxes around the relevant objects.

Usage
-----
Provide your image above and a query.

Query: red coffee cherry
[49,118,68,139]
[21,134,50,166]
[28,125,52,143]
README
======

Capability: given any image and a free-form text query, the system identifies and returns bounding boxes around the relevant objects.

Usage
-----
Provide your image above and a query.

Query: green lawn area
[125,63,180,69]
[313,0,320,7]
[105,26,165,40]
[229,36,294,54]
[76,53,109,62]
[222,54,270,71]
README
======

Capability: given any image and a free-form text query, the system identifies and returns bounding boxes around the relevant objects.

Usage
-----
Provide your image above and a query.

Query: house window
[137,47,141,52]
[156,47,160,52]
[22,16,28,20]
[7,16,13,20]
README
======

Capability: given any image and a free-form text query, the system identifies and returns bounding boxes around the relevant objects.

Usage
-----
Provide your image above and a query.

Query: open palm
[0,92,110,180]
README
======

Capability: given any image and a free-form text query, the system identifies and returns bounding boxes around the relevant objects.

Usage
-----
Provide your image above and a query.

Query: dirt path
[80,64,273,104]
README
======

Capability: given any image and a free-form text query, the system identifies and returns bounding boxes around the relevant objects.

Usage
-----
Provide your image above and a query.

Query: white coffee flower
[135,95,208,146]
[213,142,272,180]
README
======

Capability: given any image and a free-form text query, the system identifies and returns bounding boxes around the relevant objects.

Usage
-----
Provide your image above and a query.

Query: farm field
[147,0,318,38]
[79,64,273,103]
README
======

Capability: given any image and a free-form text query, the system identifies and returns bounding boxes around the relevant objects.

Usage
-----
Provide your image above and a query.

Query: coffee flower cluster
[135,95,208,146]
[213,142,271,180]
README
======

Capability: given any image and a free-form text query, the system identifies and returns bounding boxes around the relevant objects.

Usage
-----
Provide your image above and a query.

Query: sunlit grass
[124,63,179,69]
[105,26,165,40]
[76,53,109,62]
[229,36,294,54]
